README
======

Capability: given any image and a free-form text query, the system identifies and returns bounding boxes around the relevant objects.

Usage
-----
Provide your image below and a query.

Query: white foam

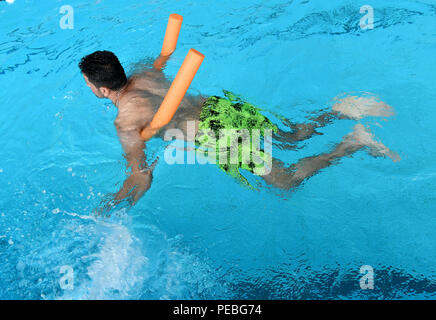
[60,222,148,300]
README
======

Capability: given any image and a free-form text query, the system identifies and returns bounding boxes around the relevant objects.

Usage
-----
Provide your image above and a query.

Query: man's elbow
[140,125,161,141]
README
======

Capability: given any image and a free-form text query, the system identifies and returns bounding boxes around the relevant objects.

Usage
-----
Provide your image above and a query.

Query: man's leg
[273,94,396,148]
[273,110,342,150]
[262,124,400,190]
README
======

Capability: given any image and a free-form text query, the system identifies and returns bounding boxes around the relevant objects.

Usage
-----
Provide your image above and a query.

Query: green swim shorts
[194,90,279,189]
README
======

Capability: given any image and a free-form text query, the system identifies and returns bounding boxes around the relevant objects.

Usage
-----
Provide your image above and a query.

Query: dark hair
[78,50,127,90]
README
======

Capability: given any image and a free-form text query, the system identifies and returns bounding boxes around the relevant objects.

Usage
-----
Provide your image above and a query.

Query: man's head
[78,50,127,98]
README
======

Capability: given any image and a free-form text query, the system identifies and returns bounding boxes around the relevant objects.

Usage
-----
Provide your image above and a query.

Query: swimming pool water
[1,0,436,299]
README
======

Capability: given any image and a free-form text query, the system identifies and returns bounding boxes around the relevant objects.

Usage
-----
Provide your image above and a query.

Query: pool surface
[1,0,436,299]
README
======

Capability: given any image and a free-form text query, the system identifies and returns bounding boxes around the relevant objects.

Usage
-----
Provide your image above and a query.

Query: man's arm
[116,130,157,201]
[140,124,161,141]
[96,130,156,215]
[118,130,147,173]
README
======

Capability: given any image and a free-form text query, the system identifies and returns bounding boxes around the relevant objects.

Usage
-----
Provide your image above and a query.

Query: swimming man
[78,50,400,212]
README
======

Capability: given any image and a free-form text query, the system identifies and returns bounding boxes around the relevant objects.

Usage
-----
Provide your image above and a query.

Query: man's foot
[332,94,395,120]
[344,124,401,162]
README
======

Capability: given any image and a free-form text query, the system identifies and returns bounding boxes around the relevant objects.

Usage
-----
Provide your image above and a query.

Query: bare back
[115,69,206,135]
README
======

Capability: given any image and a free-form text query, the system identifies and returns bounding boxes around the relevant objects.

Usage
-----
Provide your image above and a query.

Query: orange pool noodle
[161,14,183,57]
[146,49,205,133]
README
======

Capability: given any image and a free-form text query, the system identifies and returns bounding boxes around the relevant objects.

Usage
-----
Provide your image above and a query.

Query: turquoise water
[1,0,436,299]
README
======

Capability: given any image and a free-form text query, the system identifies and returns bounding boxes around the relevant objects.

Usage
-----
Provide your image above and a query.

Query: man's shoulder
[119,93,152,110]
[115,95,154,131]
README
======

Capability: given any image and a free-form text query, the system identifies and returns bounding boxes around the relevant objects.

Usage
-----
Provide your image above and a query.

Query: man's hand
[115,157,158,204]
[113,170,153,204]
[94,158,158,216]
[153,54,171,71]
